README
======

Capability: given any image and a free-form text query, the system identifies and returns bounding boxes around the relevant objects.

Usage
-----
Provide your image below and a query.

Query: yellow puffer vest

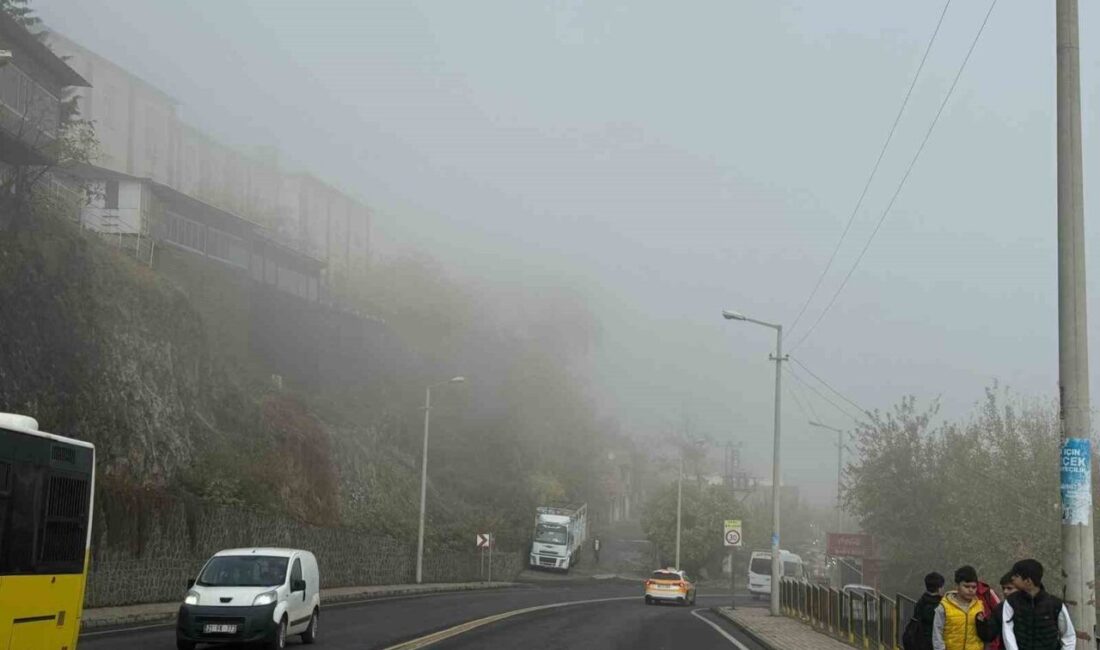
[941,592,985,650]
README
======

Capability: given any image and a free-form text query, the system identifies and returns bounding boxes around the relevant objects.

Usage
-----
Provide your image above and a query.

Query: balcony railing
[0,60,62,145]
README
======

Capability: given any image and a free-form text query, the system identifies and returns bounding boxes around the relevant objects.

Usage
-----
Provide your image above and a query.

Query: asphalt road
[78,581,763,650]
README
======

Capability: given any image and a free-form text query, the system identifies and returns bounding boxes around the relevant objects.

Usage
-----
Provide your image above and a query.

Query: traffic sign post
[724,520,743,547]
[477,533,494,584]
[724,519,743,608]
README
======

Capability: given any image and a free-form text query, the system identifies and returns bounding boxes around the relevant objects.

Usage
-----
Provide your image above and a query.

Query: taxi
[643,568,697,606]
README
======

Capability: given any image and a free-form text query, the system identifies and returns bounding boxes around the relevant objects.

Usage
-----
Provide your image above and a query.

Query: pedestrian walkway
[81,581,518,631]
[714,606,854,650]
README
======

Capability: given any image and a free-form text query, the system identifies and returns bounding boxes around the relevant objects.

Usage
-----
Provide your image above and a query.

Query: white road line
[691,609,751,650]
[81,622,173,638]
[383,596,639,650]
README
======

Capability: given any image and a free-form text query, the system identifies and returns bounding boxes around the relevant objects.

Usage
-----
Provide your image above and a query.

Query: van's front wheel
[266,617,287,650]
[301,609,319,644]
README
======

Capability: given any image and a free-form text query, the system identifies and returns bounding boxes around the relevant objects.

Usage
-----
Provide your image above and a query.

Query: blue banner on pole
[1061,437,1092,525]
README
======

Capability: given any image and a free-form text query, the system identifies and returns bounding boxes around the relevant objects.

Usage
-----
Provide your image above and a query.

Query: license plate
[204,624,238,634]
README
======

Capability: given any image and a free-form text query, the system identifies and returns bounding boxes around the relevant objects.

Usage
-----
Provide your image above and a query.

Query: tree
[0,0,42,30]
[845,386,1062,595]
[641,481,744,576]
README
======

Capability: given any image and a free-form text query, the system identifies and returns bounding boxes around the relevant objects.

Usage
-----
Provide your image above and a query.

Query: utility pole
[810,421,845,534]
[768,325,784,617]
[675,452,683,570]
[1056,1,1095,646]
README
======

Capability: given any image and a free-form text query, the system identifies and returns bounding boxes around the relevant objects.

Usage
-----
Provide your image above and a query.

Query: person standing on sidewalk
[1001,559,1074,650]
[976,572,1016,650]
[593,537,601,565]
[933,566,985,650]
[903,572,945,650]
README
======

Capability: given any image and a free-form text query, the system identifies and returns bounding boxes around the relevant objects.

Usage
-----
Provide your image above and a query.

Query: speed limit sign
[724,519,743,547]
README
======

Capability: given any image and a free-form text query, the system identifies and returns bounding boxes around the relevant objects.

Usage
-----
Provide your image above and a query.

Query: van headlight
[252,590,278,606]
[184,590,200,606]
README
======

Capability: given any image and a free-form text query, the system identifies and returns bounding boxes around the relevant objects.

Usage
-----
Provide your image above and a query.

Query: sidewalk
[714,606,853,650]
[81,581,518,631]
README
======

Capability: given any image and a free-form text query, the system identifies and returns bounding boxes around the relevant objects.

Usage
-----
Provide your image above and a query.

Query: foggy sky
[35,0,1100,505]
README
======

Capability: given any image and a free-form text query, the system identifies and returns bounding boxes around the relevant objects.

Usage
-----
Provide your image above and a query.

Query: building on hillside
[67,164,324,302]
[0,12,88,165]
[47,31,371,279]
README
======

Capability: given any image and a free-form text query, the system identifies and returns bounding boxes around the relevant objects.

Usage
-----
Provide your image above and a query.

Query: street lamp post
[723,310,785,616]
[809,421,845,535]
[416,376,466,585]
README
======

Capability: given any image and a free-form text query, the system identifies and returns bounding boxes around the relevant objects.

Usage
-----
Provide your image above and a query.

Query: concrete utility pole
[415,376,465,585]
[722,310,785,616]
[675,452,683,570]
[1056,1,1095,646]
[809,421,844,534]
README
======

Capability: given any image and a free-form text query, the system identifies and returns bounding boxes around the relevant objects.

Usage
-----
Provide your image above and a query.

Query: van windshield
[197,555,289,587]
[749,558,770,574]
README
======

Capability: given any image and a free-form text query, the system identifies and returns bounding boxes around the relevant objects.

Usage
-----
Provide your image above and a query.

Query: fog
[35,0,1100,505]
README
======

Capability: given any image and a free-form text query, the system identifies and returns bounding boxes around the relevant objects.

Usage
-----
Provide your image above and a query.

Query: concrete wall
[85,496,523,607]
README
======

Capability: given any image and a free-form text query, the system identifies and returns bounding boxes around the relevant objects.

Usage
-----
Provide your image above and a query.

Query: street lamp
[722,309,784,616]
[809,421,846,535]
[416,376,466,584]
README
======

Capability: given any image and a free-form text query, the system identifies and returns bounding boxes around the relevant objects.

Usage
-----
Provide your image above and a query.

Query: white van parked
[176,548,320,650]
[747,549,804,598]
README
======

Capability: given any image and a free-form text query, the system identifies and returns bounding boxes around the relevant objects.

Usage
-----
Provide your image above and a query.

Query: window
[750,558,771,575]
[290,558,302,587]
[163,212,206,253]
[38,475,90,570]
[104,181,119,209]
[198,555,288,587]
[207,228,250,269]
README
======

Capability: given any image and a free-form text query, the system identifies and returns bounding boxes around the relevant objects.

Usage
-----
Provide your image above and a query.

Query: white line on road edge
[691,609,751,650]
[81,622,173,638]
[382,596,638,650]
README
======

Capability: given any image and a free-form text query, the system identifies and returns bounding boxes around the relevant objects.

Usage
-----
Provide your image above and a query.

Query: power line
[786,366,863,424]
[785,0,954,340]
[793,375,823,423]
[788,0,1000,353]
[785,380,813,421]
[789,356,868,416]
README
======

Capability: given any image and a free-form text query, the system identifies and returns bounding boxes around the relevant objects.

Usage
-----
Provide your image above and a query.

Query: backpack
[901,617,930,650]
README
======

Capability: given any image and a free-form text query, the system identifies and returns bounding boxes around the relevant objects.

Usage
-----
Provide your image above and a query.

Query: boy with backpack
[903,572,944,650]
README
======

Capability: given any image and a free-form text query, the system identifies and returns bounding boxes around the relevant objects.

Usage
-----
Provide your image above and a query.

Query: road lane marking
[382,596,638,649]
[81,622,173,638]
[691,609,751,649]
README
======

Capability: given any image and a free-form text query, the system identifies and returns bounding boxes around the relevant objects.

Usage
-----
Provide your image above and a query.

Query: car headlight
[252,590,278,606]
[184,590,200,606]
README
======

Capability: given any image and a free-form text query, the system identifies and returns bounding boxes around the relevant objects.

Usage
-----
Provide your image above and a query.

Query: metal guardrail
[779,578,914,650]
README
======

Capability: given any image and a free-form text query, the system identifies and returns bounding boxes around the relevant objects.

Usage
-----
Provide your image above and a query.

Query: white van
[176,548,320,650]
[747,549,804,597]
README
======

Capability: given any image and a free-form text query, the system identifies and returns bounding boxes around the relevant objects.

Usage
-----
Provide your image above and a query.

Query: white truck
[529,503,588,572]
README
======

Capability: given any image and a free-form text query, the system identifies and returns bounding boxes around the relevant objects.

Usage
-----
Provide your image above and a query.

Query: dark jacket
[1004,588,1066,650]
[906,592,942,650]
[976,601,1004,645]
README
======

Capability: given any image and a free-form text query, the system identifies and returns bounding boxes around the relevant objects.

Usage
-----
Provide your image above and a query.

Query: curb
[711,607,781,650]
[80,582,520,633]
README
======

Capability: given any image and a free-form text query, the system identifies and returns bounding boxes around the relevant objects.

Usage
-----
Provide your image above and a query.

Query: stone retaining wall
[85,498,521,607]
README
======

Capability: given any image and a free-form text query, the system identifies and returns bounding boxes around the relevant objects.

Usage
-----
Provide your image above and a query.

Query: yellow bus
[0,413,95,650]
